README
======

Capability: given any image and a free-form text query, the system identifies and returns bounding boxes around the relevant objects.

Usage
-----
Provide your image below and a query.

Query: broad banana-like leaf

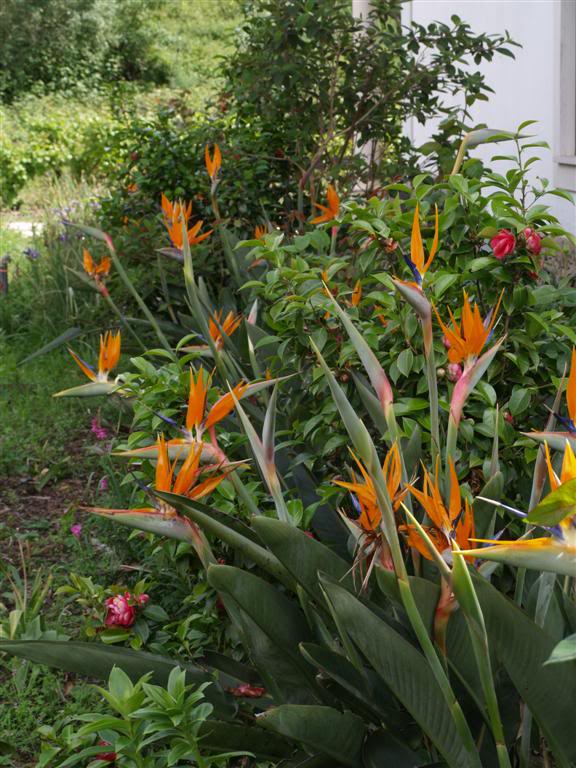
[53,381,119,398]
[460,539,576,578]
[257,705,365,768]
[157,490,294,588]
[523,432,576,452]
[198,720,290,758]
[252,518,354,600]
[472,574,576,764]
[299,643,406,728]
[362,729,424,768]
[0,640,236,719]
[208,565,318,704]
[321,577,482,768]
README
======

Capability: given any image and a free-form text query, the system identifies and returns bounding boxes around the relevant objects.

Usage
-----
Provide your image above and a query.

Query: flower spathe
[205,143,222,181]
[406,202,439,286]
[311,184,340,224]
[334,443,405,534]
[68,331,121,383]
[434,291,502,367]
[161,193,212,249]
[209,309,242,350]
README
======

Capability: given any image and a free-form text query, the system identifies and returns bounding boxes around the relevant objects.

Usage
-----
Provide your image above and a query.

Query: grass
[0,5,242,762]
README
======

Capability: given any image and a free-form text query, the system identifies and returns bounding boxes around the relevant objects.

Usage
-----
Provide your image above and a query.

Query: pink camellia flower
[70,523,82,539]
[490,229,516,260]
[104,591,149,628]
[447,362,463,383]
[523,227,542,255]
[105,593,135,627]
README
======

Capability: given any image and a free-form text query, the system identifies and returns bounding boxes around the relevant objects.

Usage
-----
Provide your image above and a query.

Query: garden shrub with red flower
[3,118,575,768]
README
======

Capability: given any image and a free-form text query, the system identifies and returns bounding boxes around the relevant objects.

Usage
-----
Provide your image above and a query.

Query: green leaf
[362,730,423,768]
[257,705,365,768]
[526,478,576,526]
[0,640,236,718]
[198,720,290,758]
[207,565,317,703]
[320,578,479,768]
[251,518,354,601]
[545,634,576,665]
[473,575,576,763]
[18,327,83,366]
[508,388,531,416]
[157,491,294,589]
[397,349,414,378]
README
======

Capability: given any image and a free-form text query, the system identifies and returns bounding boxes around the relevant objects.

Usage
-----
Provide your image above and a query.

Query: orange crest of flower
[334,443,405,534]
[311,184,340,224]
[68,330,121,382]
[205,144,222,181]
[155,434,228,501]
[403,458,475,561]
[184,367,248,434]
[209,309,242,350]
[83,249,111,279]
[254,225,267,240]
[204,381,249,430]
[98,331,121,376]
[161,193,212,249]
[433,291,502,365]
[545,440,576,493]
[410,203,439,283]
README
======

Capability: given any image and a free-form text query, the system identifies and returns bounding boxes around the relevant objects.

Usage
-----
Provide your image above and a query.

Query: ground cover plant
[1,124,574,767]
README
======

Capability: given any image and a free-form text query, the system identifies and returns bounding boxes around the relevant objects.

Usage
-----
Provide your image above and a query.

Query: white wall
[404,0,576,234]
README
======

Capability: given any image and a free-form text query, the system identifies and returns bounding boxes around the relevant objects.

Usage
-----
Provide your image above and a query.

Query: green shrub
[0,0,168,103]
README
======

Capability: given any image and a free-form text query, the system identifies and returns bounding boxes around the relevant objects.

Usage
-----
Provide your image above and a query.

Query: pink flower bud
[504,411,515,425]
[523,227,542,255]
[442,335,451,349]
[97,742,117,762]
[447,363,463,383]
[490,229,516,260]
[228,683,267,698]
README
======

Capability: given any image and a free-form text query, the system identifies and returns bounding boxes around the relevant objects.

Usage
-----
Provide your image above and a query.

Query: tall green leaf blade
[473,575,576,763]
[257,705,365,768]
[157,491,294,589]
[207,565,318,704]
[321,578,478,768]
[0,640,235,718]
[252,518,354,599]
